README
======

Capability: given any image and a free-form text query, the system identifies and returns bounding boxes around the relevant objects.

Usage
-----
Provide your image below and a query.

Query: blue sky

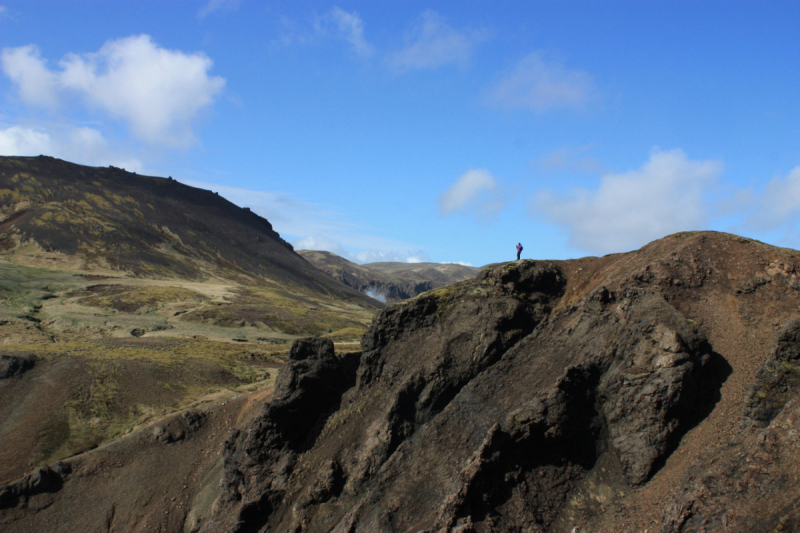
[1,1,799,267]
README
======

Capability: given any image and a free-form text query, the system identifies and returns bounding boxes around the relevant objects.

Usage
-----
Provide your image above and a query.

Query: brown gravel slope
[0,384,273,533]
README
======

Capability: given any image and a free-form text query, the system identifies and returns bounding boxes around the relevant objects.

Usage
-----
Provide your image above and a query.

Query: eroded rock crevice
[432,364,606,533]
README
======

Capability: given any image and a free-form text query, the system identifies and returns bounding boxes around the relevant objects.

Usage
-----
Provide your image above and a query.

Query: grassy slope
[0,156,379,482]
[0,257,374,482]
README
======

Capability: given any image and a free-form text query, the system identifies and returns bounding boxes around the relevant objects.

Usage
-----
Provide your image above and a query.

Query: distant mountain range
[298,249,480,303]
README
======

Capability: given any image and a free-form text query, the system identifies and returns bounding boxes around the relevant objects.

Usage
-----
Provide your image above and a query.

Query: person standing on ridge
[516,242,523,260]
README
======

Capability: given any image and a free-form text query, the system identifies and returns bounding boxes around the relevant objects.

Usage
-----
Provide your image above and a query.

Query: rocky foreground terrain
[3,230,800,532]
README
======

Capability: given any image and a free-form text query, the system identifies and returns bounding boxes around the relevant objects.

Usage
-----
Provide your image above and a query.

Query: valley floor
[0,259,371,484]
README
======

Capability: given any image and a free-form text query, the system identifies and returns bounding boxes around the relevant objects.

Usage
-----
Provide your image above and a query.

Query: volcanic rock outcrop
[201,257,723,532]
[209,337,360,532]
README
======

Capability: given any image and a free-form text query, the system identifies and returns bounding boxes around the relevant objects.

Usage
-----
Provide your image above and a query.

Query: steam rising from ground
[365,289,387,303]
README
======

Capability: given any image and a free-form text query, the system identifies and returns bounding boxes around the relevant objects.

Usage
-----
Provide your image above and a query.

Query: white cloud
[533,149,723,254]
[0,125,142,170]
[355,250,430,264]
[748,166,800,232]
[439,169,496,214]
[59,35,225,147]
[0,125,51,154]
[1,45,59,108]
[295,236,429,265]
[327,6,373,58]
[438,168,508,222]
[386,10,485,73]
[487,52,596,113]
[295,235,350,256]
[1,36,225,148]
[197,0,241,19]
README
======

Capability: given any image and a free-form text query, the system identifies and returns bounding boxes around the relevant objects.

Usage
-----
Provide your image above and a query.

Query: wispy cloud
[271,16,313,49]
[386,10,486,73]
[0,5,15,22]
[1,35,225,148]
[532,149,723,254]
[297,234,429,264]
[180,180,426,264]
[747,166,800,233]
[486,52,596,113]
[197,0,241,19]
[295,235,429,264]
[323,6,373,58]
[438,168,509,223]
[0,124,143,171]
[274,7,373,58]
[537,145,606,174]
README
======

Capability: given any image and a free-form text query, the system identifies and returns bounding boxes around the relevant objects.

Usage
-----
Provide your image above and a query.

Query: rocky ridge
[202,255,725,532]
[3,231,800,532]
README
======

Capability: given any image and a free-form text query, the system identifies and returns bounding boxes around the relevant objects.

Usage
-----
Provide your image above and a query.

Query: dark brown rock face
[203,260,720,532]
[0,356,34,379]
[0,462,70,510]
[205,338,360,533]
